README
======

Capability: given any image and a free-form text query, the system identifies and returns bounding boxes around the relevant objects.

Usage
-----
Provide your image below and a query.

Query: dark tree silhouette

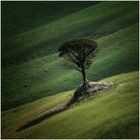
[58,38,98,85]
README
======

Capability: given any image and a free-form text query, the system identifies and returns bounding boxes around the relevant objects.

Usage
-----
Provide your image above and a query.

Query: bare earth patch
[73,81,114,99]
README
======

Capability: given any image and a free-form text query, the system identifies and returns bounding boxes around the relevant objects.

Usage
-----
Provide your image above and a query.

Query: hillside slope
[2,1,139,110]
[2,1,96,37]
[2,23,139,110]
[2,71,139,139]
[2,1,139,138]
[2,1,138,65]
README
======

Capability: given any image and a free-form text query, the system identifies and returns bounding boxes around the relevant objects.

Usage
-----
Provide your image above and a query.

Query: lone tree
[58,38,98,85]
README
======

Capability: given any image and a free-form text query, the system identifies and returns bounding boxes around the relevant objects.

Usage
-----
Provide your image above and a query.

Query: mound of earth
[73,80,114,100]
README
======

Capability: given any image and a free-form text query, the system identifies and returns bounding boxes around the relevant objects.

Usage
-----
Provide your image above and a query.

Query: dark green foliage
[58,39,98,84]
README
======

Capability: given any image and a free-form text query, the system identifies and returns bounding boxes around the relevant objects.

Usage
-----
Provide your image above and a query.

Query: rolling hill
[2,1,138,65]
[2,1,139,111]
[1,1,139,139]
[2,1,97,38]
[2,71,139,138]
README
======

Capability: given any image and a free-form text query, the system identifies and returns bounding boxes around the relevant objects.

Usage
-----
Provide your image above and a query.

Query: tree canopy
[58,38,98,84]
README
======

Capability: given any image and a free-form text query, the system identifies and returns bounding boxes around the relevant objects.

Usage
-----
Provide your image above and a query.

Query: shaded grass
[2,2,139,139]
[2,1,96,38]
[2,23,139,110]
[2,1,138,65]
[2,22,139,111]
[2,71,139,138]
[88,23,139,80]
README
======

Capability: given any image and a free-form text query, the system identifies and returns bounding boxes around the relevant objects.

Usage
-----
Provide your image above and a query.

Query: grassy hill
[2,23,139,111]
[2,1,138,65]
[2,1,139,111]
[2,71,139,139]
[2,1,139,139]
[2,1,97,38]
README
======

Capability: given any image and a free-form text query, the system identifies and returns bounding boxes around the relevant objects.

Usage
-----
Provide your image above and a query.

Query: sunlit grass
[2,71,138,139]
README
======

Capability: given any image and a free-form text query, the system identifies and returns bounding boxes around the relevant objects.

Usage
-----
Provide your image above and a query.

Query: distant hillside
[2,1,99,38]
[2,1,138,66]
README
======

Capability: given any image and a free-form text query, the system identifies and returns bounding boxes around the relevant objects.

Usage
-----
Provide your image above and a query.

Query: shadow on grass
[17,81,113,132]
[16,94,77,132]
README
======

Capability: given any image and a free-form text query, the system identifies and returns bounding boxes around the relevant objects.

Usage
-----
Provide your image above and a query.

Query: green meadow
[1,1,139,139]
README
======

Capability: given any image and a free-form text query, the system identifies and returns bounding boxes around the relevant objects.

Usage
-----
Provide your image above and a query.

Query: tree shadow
[16,94,77,132]
[16,81,113,132]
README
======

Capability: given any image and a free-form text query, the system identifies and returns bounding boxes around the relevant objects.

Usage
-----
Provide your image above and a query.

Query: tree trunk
[82,68,86,85]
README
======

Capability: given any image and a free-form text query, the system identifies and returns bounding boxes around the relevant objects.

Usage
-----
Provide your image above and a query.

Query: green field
[2,1,98,38]
[2,1,139,139]
[2,71,139,138]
